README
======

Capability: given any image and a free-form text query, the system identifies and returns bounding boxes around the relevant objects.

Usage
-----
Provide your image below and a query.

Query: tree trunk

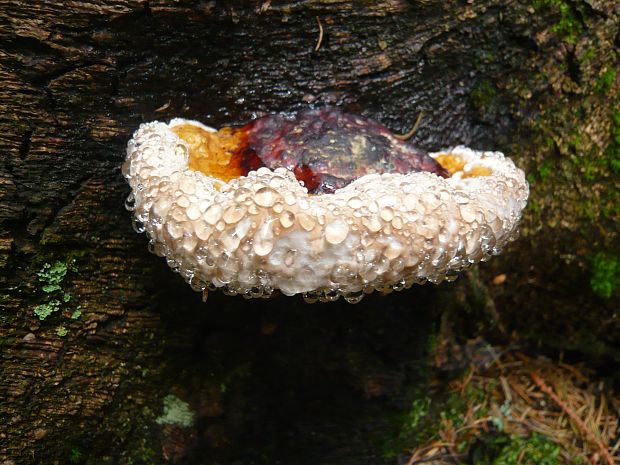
[1,1,618,464]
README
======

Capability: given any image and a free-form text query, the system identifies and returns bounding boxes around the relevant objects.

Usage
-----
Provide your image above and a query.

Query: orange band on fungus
[434,153,493,178]
[172,124,251,183]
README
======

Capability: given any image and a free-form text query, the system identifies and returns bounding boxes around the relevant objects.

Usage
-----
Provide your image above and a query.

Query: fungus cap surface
[123,111,528,303]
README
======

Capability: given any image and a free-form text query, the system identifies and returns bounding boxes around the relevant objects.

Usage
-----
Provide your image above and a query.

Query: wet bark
[0,1,618,464]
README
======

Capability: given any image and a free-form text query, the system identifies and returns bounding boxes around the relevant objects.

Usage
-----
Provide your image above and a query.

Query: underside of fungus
[123,108,528,303]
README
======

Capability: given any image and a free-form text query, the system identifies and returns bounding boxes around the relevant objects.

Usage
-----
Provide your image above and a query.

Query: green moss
[125,447,156,465]
[590,252,620,298]
[527,200,541,214]
[37,261,69,293]
[534,0,583,44]
[494,434,561,465]
[383,384,489,459]
[69,447,83,464]
[579,46,595,64]
[33,259,80,321]
[396,396,432,441]
[56,326,68,337]
[595,68,616,95]
[471,433,561,465]
[383,371,574,464]
[526,173,536,186]
[440,383,489,428]
[34,300,62,320]
[529,159,554,186]
[471,80,497,110]
[155,394,194,427]
[537,159,553,181]
[564,108,620,185]
[71,306,82,319]
[568,132,582,151]
[381,394,432,458]
[607,108,620,174]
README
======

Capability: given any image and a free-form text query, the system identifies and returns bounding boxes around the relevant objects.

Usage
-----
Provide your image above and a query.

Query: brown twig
[314,16,324,52]
[531,372,615,465]
[459,365,475,394]
[256,0,271,13]
[409,454,457,464]
[394,111,424,140]
[500,376,513,404]
[558,361,589,383]
[439,429,462,464]
[155,101,170,112]
[405,442,455,465]
[454,416,494,434]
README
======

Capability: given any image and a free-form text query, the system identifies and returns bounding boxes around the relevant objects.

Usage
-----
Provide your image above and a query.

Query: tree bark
[0,1,618,464]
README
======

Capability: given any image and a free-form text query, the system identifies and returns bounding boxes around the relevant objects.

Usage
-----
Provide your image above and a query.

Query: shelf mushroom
[123,108,528,303]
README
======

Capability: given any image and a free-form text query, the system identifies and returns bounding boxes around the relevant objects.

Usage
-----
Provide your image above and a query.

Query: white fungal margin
[123,119,529,303]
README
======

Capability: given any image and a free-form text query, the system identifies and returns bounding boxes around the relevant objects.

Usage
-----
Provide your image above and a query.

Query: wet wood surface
[1,1,618,464]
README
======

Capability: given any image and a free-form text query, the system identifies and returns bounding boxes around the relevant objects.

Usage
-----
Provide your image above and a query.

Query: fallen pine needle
[404,351,618,465]
[315,16,324,52]
[531,372,615,465]
[394,111,424,140]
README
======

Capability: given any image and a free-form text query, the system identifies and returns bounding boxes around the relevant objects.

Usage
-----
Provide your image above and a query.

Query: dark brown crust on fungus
[240,108,449,193]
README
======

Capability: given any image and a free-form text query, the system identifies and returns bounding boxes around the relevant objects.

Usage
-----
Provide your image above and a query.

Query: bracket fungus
[123,108,528,303]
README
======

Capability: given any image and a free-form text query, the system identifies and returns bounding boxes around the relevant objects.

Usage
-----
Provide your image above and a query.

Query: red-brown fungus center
[173,108,452,194]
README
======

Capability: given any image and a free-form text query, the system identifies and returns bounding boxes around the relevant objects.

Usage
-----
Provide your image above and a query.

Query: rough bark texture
[0,1,618,464]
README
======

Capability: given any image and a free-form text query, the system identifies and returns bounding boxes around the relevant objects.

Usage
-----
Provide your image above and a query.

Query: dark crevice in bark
[55,344,68,367]
[30,61,110,87]
[566,49,582,86]
[43,87,57,111]
[106,1,153,27]
[507,33,540,52]
[2,36,61,57]
[143,1,152,17]
[22,172,97,241]
[18,129,33,160]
